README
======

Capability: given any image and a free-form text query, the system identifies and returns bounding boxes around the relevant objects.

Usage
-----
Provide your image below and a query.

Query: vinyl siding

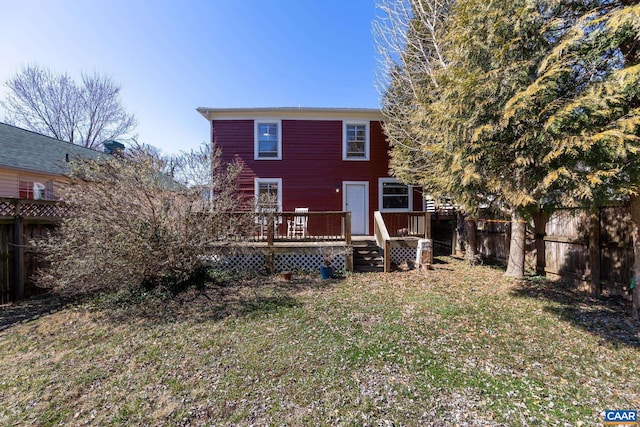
[0,167,65,199]
[212,118,411,234]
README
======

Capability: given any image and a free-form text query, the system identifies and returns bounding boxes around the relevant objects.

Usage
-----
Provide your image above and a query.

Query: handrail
[208,211,352,244]
[380,211,431,238]
[374,211,391,272]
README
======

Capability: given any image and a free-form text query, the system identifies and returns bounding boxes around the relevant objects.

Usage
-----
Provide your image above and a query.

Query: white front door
[343,181,369,235]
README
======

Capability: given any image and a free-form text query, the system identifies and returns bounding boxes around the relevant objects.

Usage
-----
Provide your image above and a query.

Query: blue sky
[0,0,382,155]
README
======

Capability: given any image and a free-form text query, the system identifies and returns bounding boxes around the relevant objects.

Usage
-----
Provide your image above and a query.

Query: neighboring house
[0,122,101,200]
[197,107,425,235]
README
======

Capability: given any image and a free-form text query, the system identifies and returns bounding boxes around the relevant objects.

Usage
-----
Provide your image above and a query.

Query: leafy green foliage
[378,0,640,278]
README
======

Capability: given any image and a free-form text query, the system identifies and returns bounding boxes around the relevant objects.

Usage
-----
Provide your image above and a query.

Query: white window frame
[254,120,282,160]
[343,121,370,161]
[254,178,283,212]
[18,179,53,200]
[378,178,412,212]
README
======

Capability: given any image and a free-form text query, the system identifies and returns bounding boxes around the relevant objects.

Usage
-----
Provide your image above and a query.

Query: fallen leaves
[0,258,638,425]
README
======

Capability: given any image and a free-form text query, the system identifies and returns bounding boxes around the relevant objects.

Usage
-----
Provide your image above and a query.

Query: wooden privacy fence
[0,198,68,304]
[471,205,635,298]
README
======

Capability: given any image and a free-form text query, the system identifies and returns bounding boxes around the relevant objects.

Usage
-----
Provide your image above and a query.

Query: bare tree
[2,64,137,149]
[373,0,454,186]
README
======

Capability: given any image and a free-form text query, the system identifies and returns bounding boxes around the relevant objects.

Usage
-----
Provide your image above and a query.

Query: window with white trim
[19,179,52,200]
[343,122,369,160]
[254,178,282,212]
[255,121,282,160]
[379,178,412,212]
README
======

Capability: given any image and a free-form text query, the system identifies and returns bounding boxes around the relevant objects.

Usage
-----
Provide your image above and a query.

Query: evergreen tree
[503,1,640,313]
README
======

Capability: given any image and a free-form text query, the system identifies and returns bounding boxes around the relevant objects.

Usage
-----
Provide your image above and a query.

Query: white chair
[287,207,308,238]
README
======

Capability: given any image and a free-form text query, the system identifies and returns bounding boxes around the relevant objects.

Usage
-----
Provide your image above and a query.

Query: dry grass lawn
[1,256,639,426]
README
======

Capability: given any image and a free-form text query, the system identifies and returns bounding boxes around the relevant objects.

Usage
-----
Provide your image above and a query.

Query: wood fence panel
[23,222,56,298]
[600,206,633,296]
[545,239,589,281]
[473,206,635,298]
[600,206,633,245]
[546,209,589,240]
[544,210,590,281]
[477,220,508,262]
[0,223,14,304]
[0,198,65,303]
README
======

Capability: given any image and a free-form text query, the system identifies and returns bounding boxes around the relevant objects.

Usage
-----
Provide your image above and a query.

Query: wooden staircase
[353,239,384,273]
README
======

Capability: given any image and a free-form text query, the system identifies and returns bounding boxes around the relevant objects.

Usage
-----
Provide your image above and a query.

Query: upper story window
[19,180,51,200]
[255,121,282,160]
[343,122,369,161]
[379,178,412,212]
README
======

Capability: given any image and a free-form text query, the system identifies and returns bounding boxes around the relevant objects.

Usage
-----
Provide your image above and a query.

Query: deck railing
[380,212,430,238]
[374,211,392,272]
[0,197,70,221]
[209,211,352,244]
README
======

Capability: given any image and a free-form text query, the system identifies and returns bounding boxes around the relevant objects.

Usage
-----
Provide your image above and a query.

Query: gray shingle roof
[0,122,102,175]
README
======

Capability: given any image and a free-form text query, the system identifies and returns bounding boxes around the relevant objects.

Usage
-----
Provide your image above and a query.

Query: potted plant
[320,254,333,280]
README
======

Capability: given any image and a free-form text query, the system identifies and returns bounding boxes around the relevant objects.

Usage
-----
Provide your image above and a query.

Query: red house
[197,107,425,235]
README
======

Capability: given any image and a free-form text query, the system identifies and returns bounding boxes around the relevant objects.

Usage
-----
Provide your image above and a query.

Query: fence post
[534,210,547,276]
[13,201,24,300]
[505,219,511,263]
[589,210,601,295]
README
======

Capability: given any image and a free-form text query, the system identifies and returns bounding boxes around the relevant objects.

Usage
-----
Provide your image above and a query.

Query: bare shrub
[34,144,249,295]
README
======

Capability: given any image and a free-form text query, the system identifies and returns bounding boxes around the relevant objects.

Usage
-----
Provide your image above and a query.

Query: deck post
[344,212,351,245]
[424,212,431,240]
[384,239,391,273]
[267,214,274,246]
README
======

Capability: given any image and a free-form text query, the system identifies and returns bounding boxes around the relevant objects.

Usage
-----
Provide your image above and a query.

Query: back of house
[197,107,425,235]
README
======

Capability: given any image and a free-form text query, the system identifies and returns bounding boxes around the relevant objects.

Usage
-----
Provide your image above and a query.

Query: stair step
[352,240,384,272]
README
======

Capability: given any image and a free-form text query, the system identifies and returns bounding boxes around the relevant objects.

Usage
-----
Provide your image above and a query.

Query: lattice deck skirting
[274,254,346,273]
[390,246,417,265]
[205,243,352,273]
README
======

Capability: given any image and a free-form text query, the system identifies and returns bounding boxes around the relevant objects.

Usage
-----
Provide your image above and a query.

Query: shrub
[35,144,251,295]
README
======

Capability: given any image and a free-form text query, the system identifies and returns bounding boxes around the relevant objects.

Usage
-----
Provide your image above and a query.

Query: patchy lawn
[0,257,638,426]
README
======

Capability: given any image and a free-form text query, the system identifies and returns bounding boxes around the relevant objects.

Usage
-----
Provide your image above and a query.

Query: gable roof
[0,122,102,175]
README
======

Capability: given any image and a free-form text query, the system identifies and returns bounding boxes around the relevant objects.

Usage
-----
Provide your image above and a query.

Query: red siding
[212,118,404,234]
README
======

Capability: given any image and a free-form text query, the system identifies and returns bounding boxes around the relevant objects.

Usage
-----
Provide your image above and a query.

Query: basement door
[343,181,369,235]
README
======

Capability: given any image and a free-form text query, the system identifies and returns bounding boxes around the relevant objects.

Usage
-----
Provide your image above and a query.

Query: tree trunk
[465,217,478,264]
[630,196,640,319]
[505,210,526,278]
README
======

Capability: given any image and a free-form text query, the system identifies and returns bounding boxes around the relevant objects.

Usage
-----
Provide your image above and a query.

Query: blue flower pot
[320,266,333,280]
